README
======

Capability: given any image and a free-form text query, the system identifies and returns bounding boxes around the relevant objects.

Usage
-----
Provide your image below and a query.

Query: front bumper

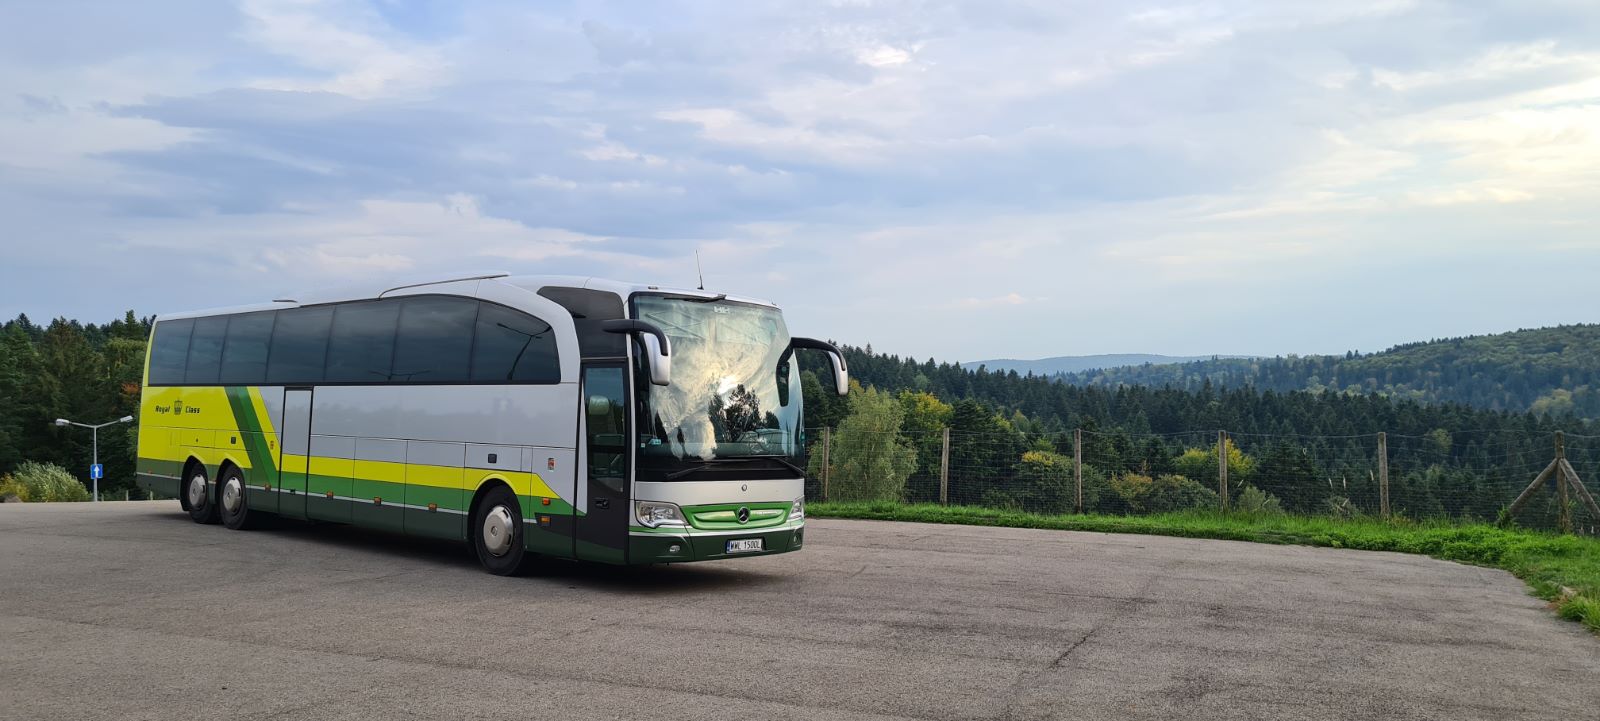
[628,522,804,563]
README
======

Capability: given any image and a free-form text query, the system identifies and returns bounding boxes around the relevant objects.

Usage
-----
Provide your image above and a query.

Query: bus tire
[184,463,220,525]
[472,485,533,576]
[218,465,258,530]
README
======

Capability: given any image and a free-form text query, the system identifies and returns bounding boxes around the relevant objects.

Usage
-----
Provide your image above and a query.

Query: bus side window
[470,303,559,383]
[185,316,228,385]
[267,307,333,385]
[393,296,477,383]
[149,319,194,386]
[325,300,401,383]
[219,311,276,385]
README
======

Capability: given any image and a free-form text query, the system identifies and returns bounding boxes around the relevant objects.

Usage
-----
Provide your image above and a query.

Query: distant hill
[966,354,1255,376]
[1057,324,1600,420]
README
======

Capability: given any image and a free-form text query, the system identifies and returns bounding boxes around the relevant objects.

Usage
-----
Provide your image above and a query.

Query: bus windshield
[632,295,802,481]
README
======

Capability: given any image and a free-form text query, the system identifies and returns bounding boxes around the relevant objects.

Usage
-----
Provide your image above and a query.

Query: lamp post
[54,416,135,502]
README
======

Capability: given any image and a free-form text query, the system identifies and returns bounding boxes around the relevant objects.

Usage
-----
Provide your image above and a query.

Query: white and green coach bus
[135,273,847,574]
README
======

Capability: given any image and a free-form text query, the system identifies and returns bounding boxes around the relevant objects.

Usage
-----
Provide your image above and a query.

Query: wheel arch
[470,476,517,517]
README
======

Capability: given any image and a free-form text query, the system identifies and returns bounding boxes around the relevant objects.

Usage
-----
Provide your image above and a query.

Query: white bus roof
[155,272,778,322]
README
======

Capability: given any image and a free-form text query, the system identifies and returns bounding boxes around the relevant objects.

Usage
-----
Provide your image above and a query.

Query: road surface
[1,502,1594,720]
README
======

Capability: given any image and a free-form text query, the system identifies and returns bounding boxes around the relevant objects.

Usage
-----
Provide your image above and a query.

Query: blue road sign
[90,464,103,480]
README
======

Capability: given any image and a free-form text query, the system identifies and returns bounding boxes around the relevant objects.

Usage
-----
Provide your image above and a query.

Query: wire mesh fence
[803,426,1600,534]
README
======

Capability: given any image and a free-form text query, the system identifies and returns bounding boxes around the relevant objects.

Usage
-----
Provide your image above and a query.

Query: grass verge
[810,501,1600,634]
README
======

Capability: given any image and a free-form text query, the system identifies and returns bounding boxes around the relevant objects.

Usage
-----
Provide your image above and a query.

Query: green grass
[810,501,1600,634]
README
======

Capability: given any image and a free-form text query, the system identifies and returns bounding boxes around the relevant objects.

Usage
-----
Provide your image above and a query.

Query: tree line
[1052,324,1600,421]
[798,345,1599,526]
[3,310,1595,527]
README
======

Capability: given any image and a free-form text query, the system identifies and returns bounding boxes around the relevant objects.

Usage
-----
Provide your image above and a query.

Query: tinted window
[267,306,333,384]
[149,318,194,385]
[185,316,228,384]
[219,312,276,385]
[472,303,559,383]
[325,300,400,383]
[393,296,477,383]
[538,287,624,358]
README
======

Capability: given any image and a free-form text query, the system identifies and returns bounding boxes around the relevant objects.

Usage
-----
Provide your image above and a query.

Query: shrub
[1110,472,1219,514]
[2,461,90,502]
[1325,495,1362,520]
[1233,485,1286,516]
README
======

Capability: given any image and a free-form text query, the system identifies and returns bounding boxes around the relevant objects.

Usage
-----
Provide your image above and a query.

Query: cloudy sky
[3,0,1597,362]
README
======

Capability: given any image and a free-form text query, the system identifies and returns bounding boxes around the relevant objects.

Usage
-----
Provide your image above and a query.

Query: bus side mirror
[789,337,849,396]
[601,319,672,386]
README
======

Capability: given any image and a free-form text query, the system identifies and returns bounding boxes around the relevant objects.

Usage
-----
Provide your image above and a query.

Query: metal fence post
[1378,431,1390,520]
[1074,428,1084,514]
[1218,430,1229,512]
[821,426,832,503]
[939,427,951,506]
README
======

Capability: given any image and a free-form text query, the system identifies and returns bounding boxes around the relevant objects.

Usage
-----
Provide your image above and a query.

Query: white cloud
[238,0,448,99]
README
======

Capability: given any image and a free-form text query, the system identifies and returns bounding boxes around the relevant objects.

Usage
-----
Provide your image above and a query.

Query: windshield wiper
[742,454,806,476]
[662,455,804,480]
[682,294,728,303]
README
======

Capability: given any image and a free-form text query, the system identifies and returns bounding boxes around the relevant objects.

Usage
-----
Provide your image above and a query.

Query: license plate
[726,538,764,554]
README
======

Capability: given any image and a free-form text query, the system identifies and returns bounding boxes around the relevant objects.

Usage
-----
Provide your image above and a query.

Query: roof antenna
[695,249,706,291]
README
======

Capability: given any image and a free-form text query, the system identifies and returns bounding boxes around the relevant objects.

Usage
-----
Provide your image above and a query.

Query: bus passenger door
[277,388,312,520]
[575,364,629,563]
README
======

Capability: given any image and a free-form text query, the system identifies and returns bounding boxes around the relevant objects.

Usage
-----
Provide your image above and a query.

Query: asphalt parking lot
[1,502,1595,720]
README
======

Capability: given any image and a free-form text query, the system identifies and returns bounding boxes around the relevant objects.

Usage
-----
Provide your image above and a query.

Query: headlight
[789,496,805,521]
[636,500,686,528]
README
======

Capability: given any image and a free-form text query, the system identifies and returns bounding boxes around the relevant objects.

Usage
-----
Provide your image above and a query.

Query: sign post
[54,415,134,503]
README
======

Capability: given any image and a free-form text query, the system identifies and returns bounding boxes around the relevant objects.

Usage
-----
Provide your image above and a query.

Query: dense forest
[0,313,149,496]
[799,343,1599,527]
[1047,324,1600,420]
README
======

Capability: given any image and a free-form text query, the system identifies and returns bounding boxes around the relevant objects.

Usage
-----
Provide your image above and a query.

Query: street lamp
[53,415,135,502]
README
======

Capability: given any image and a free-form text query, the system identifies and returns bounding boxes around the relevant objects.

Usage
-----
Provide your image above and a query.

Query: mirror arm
[789,337,850,396]
[600,319,671,356]
[787,337,845,370]
[602,319,672,386]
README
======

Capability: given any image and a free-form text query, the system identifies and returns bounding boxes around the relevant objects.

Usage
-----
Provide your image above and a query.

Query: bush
[1325,495,1361,520]
[1110,472,1219,514]
[1233,485,1285,516]
[1005,450,1075,514]
[0,462,90,502]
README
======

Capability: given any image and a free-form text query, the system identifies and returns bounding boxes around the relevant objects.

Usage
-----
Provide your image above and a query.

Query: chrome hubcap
[222,478,242,514]
[481,505,515,557]
[187,475,207,507]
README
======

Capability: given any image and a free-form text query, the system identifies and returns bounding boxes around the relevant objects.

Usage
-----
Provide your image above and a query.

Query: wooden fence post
[821,426,832,502]
[1378,432,1390,520]
[940,427,951,506]
[1557,431,1571,534]
[1218,430,1229,512]
[1074,428,1084,514]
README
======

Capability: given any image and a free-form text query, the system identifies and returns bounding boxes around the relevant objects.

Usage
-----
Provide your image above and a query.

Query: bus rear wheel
[472,486,534,576]
[184,465,220,524]
[219,466,258,530]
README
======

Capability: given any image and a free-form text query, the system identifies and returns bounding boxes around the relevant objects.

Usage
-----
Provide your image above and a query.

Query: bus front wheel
[472,486,534,576]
